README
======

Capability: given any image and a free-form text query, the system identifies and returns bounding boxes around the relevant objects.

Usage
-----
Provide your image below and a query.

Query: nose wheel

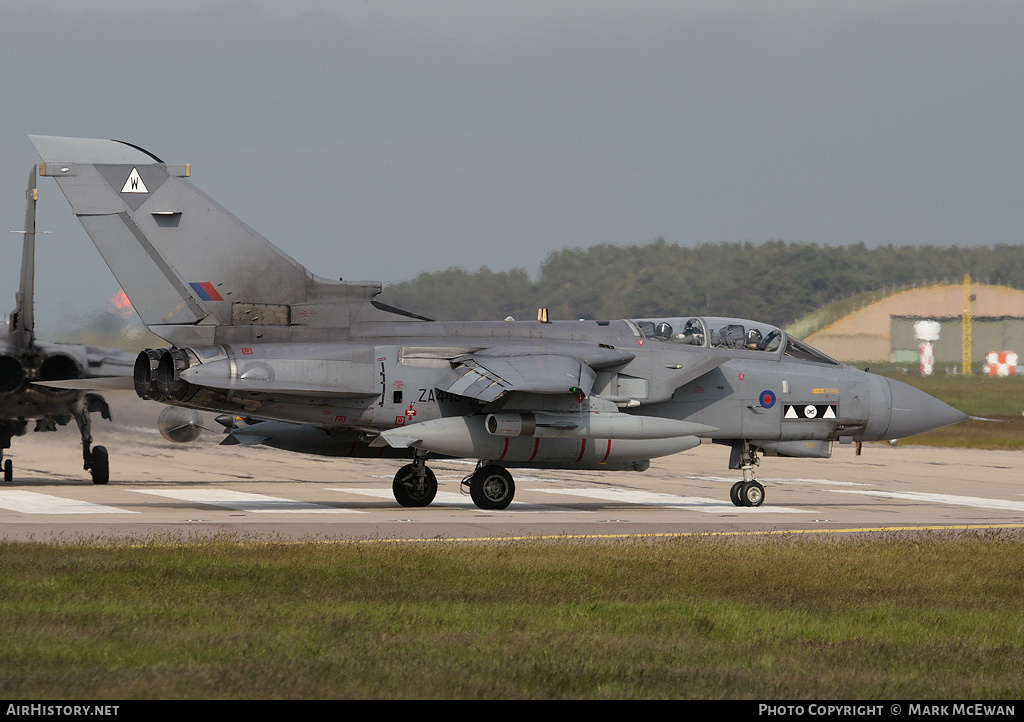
[730,479,764,507]
[729,442,765,507]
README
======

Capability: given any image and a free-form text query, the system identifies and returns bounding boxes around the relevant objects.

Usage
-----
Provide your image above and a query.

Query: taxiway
[0,396,1020,542]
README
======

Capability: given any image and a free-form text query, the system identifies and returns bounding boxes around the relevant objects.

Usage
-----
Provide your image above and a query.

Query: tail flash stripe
[189,282,224,302]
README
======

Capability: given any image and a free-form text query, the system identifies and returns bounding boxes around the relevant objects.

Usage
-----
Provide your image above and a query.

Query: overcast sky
[1,1,1022,335]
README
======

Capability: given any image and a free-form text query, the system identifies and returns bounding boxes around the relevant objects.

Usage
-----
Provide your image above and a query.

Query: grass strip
[2,532,1023,699]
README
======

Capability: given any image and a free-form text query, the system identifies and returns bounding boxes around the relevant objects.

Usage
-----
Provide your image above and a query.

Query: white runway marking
[0,490,137,515]
[332,488,583,512]
[528,487,814,513]
[682,475,757,483]
[828,489,1024,513]
[684,475,867,486]
[130,489,363,513]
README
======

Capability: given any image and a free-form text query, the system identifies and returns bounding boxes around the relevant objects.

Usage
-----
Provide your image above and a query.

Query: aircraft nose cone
[884,378,968,439]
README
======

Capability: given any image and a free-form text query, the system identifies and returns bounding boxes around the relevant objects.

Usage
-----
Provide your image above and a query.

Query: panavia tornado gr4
[30,135,967,508]
[0,166,134,483]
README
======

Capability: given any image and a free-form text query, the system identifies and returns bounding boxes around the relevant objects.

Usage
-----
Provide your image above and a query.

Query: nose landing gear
[729,442,764,507]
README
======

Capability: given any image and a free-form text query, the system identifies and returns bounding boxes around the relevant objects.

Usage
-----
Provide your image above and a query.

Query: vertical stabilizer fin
[11,166,37,350]
[29,135,381,345]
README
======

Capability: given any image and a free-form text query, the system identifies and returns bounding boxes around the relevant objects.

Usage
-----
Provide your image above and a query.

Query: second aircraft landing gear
[89,446,109,485]
[729,441,765,507]
[75,395,111,485]
[1,420,25,483]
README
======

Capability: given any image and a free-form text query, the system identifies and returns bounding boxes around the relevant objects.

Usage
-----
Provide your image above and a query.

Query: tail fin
[9,166,38,350]
[30,135,383,346]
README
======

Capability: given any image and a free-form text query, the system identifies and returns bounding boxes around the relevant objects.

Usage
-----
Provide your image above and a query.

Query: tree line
[377,239,1024,328]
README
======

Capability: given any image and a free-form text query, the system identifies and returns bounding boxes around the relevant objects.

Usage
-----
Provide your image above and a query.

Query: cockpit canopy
[634,316,783,352]
[631,316,838,365]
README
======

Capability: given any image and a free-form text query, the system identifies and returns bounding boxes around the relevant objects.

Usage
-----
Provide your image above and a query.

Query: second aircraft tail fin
[9,166,38,350]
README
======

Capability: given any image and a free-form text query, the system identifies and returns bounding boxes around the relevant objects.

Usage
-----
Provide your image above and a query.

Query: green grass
[877,366,1024,417]
[2,534,1024,699]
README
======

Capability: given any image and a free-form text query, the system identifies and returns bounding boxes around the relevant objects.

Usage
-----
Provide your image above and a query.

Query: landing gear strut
[0,398,110,485]
[0,421,23,483]
[74,394,110,485]
[729,442,764,507]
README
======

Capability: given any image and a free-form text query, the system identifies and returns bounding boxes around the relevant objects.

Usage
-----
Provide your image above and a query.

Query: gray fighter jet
[30,135,968,507]
[1,166,135,483]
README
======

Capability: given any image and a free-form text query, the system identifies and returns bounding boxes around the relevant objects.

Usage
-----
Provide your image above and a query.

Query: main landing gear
[1,450,106,484]
[75,395,110,485]
[0,420,26,483]
[392,456,438,507]
[729,441,764,507]
[0,397,110,485]
[462,463,515,510]
[391,456,516,510]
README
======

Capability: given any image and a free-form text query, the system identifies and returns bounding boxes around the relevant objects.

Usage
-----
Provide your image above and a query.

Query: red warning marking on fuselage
[575,438,588,463]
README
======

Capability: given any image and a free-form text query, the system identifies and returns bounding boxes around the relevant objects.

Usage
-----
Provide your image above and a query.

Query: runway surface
[1,396,1022,542]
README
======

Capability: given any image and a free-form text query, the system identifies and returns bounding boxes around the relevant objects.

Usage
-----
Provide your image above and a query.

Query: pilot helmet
[654,322,673,338]
[683,318,704,345]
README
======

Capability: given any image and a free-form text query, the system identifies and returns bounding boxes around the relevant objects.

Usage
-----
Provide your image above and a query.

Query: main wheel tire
[3,459,11,483]
[392,464,437,507]
[90,446,109,485]
[739,480,764,507]
[469,465,515,510]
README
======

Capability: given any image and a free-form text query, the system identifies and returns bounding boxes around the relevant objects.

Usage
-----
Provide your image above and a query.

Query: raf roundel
[759,390,776,409]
